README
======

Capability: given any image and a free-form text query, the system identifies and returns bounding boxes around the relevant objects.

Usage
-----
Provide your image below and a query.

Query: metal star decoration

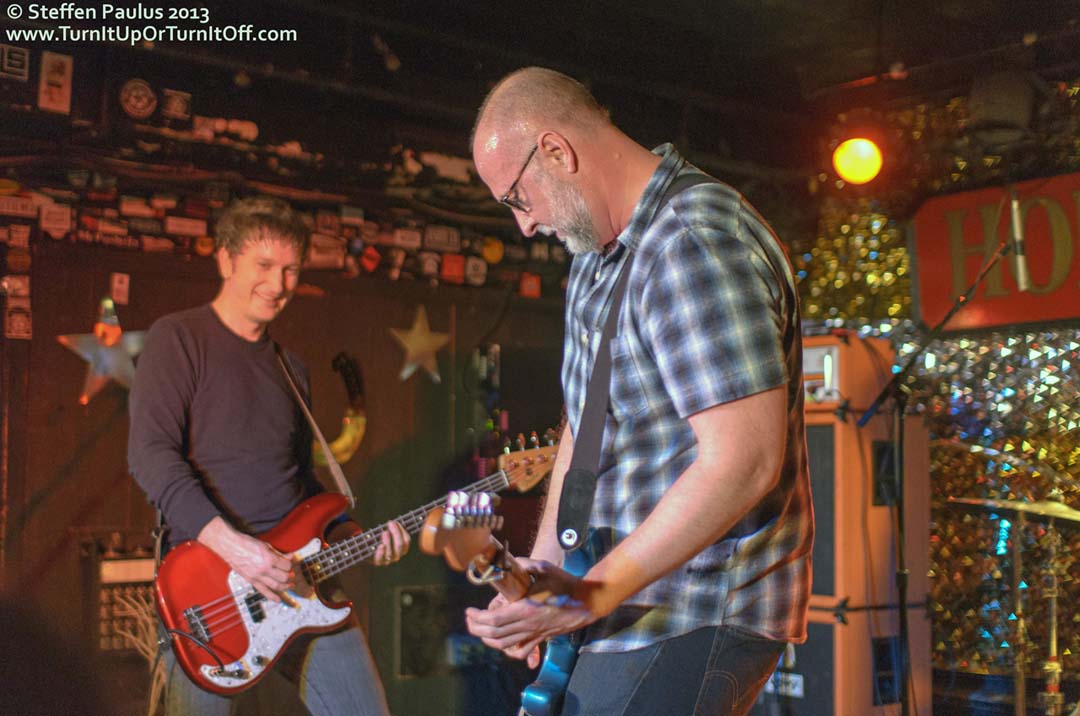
[389,305,450,383]
[57,298,146,405]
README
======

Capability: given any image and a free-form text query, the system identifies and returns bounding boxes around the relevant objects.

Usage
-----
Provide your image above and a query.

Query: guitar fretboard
[300,470,510,583]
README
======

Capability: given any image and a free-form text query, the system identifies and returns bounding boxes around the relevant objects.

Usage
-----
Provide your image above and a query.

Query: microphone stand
[858,228,1019,716]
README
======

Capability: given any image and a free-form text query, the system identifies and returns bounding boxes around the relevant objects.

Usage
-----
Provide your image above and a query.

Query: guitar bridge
[183,606,211,642]
[209,662,251,681]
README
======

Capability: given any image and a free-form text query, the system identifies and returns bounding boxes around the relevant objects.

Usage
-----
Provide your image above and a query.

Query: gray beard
[540,175,602,255]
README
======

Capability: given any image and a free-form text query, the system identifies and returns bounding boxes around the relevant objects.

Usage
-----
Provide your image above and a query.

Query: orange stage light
[832,137,883,184]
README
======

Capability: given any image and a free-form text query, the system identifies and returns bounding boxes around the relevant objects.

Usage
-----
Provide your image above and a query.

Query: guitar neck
[304,470,510,582]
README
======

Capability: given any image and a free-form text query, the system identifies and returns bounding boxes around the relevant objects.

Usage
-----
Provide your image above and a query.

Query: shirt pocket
[609,334,651,419]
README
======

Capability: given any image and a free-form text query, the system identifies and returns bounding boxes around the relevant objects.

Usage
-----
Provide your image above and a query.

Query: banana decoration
[313,407,367,466]
[312,352,368,466]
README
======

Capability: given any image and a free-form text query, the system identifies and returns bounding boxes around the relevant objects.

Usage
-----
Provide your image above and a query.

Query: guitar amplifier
[752,609,932,716]
[802,333,895,413]
[753,342,933,716]
[82,551,156,652]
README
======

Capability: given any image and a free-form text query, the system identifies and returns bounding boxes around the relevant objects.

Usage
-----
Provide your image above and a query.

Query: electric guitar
[155,442,557,695]
[419,491,601,716]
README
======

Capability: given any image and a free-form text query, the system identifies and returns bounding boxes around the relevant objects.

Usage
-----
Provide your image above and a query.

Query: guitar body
[155,493,354,695]
[520,529,602,716]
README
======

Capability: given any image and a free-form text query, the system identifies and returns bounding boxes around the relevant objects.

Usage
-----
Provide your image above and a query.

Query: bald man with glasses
[465,67,813,716]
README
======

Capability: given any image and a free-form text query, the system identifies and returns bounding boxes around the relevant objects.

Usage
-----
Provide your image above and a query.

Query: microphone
[1010,188,1031,293]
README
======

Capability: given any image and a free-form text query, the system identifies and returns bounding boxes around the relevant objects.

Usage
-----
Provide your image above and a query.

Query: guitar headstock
[331,352,365,411]
[497,429,559,493]
[420,491,502,572]
[442,490,504,531]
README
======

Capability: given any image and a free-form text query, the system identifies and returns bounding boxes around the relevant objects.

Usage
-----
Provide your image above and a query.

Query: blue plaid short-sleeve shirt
[563,145,813,653]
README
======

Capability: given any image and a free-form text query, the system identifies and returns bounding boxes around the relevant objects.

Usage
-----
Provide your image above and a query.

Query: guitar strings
[179,471,512,644]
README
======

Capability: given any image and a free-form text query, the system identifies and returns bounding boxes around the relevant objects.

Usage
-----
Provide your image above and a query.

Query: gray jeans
[558,625,785,716]
[161,624,389,716]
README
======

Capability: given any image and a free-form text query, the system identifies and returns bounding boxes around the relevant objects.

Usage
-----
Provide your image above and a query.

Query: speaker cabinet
[754,334,932,715]
[753,609,933,716]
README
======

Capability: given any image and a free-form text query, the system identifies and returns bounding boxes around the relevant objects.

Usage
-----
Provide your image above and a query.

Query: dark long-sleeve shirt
[128,304,322,549]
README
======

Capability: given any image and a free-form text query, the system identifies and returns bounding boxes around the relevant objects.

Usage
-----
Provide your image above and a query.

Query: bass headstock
[497,429,559,493]
[419,491,533,600]
[419,491,502,571]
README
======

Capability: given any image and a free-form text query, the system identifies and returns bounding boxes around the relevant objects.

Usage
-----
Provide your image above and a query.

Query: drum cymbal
[946,496,1080,524]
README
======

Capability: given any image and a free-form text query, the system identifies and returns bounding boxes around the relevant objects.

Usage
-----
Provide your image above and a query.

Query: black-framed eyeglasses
[498,143,538,213]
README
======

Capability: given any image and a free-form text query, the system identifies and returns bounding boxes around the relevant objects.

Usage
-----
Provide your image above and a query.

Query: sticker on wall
[7,224,30,248]
[0,44,30,82]
[1,274,29,297]
[481,237,504,265]
[120,78,157,120]
[5,248,31,272]
[440,253,465,285]
[4,296,31,340]
[306,234,346,270]
[193,236,216,257]
[417,251,440,278]
[360,245,380,273]
[465,256,487,287]
[39,204,72,239]
[519,272,542,299]
[0,195,37,218]
[110,273,130,305]
[37,51,72,115]
[161,89,192,120]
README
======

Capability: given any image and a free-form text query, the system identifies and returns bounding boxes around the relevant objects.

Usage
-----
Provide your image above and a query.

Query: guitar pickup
[245,592,266,622]
[183,606,211,642]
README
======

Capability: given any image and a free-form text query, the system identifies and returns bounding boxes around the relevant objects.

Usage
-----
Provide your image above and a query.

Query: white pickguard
[199,538,351,689]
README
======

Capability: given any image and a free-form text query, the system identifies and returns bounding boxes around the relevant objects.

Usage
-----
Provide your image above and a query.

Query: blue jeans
[559,625,785,716]
[161,624,389,716]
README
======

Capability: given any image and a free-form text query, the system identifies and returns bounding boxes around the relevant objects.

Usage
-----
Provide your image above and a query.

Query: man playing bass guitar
[128,196,409,716]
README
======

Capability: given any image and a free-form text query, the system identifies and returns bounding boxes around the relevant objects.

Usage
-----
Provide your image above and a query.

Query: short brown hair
[214,196,310,257]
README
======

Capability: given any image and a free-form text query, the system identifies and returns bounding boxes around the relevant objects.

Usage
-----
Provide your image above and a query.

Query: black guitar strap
[275,343,357,508]
[556,172,720,551]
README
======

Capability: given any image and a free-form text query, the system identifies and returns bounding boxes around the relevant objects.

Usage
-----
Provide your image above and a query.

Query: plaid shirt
[563,145,813,653]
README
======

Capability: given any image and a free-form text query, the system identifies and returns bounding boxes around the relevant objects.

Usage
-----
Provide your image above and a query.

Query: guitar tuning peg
[543,428,557,445]
[529,431,539,448]
[515,433,525,450]
[501,435,512,453]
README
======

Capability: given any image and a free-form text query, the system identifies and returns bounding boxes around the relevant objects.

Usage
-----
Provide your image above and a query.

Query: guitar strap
[556,171,720,551]
[275,344,357,508]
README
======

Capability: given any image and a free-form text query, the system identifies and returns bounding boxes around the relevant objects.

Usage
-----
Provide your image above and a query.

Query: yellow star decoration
[389,305,450,383]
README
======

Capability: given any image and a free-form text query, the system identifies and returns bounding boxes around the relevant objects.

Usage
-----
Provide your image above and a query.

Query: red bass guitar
[155,443,556,695]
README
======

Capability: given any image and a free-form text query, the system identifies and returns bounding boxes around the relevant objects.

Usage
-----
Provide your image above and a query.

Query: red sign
[912,171,1080,330]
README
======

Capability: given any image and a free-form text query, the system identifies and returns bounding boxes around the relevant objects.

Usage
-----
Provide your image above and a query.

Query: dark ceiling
[160,0,1080,168]
[6,0,1080,173]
